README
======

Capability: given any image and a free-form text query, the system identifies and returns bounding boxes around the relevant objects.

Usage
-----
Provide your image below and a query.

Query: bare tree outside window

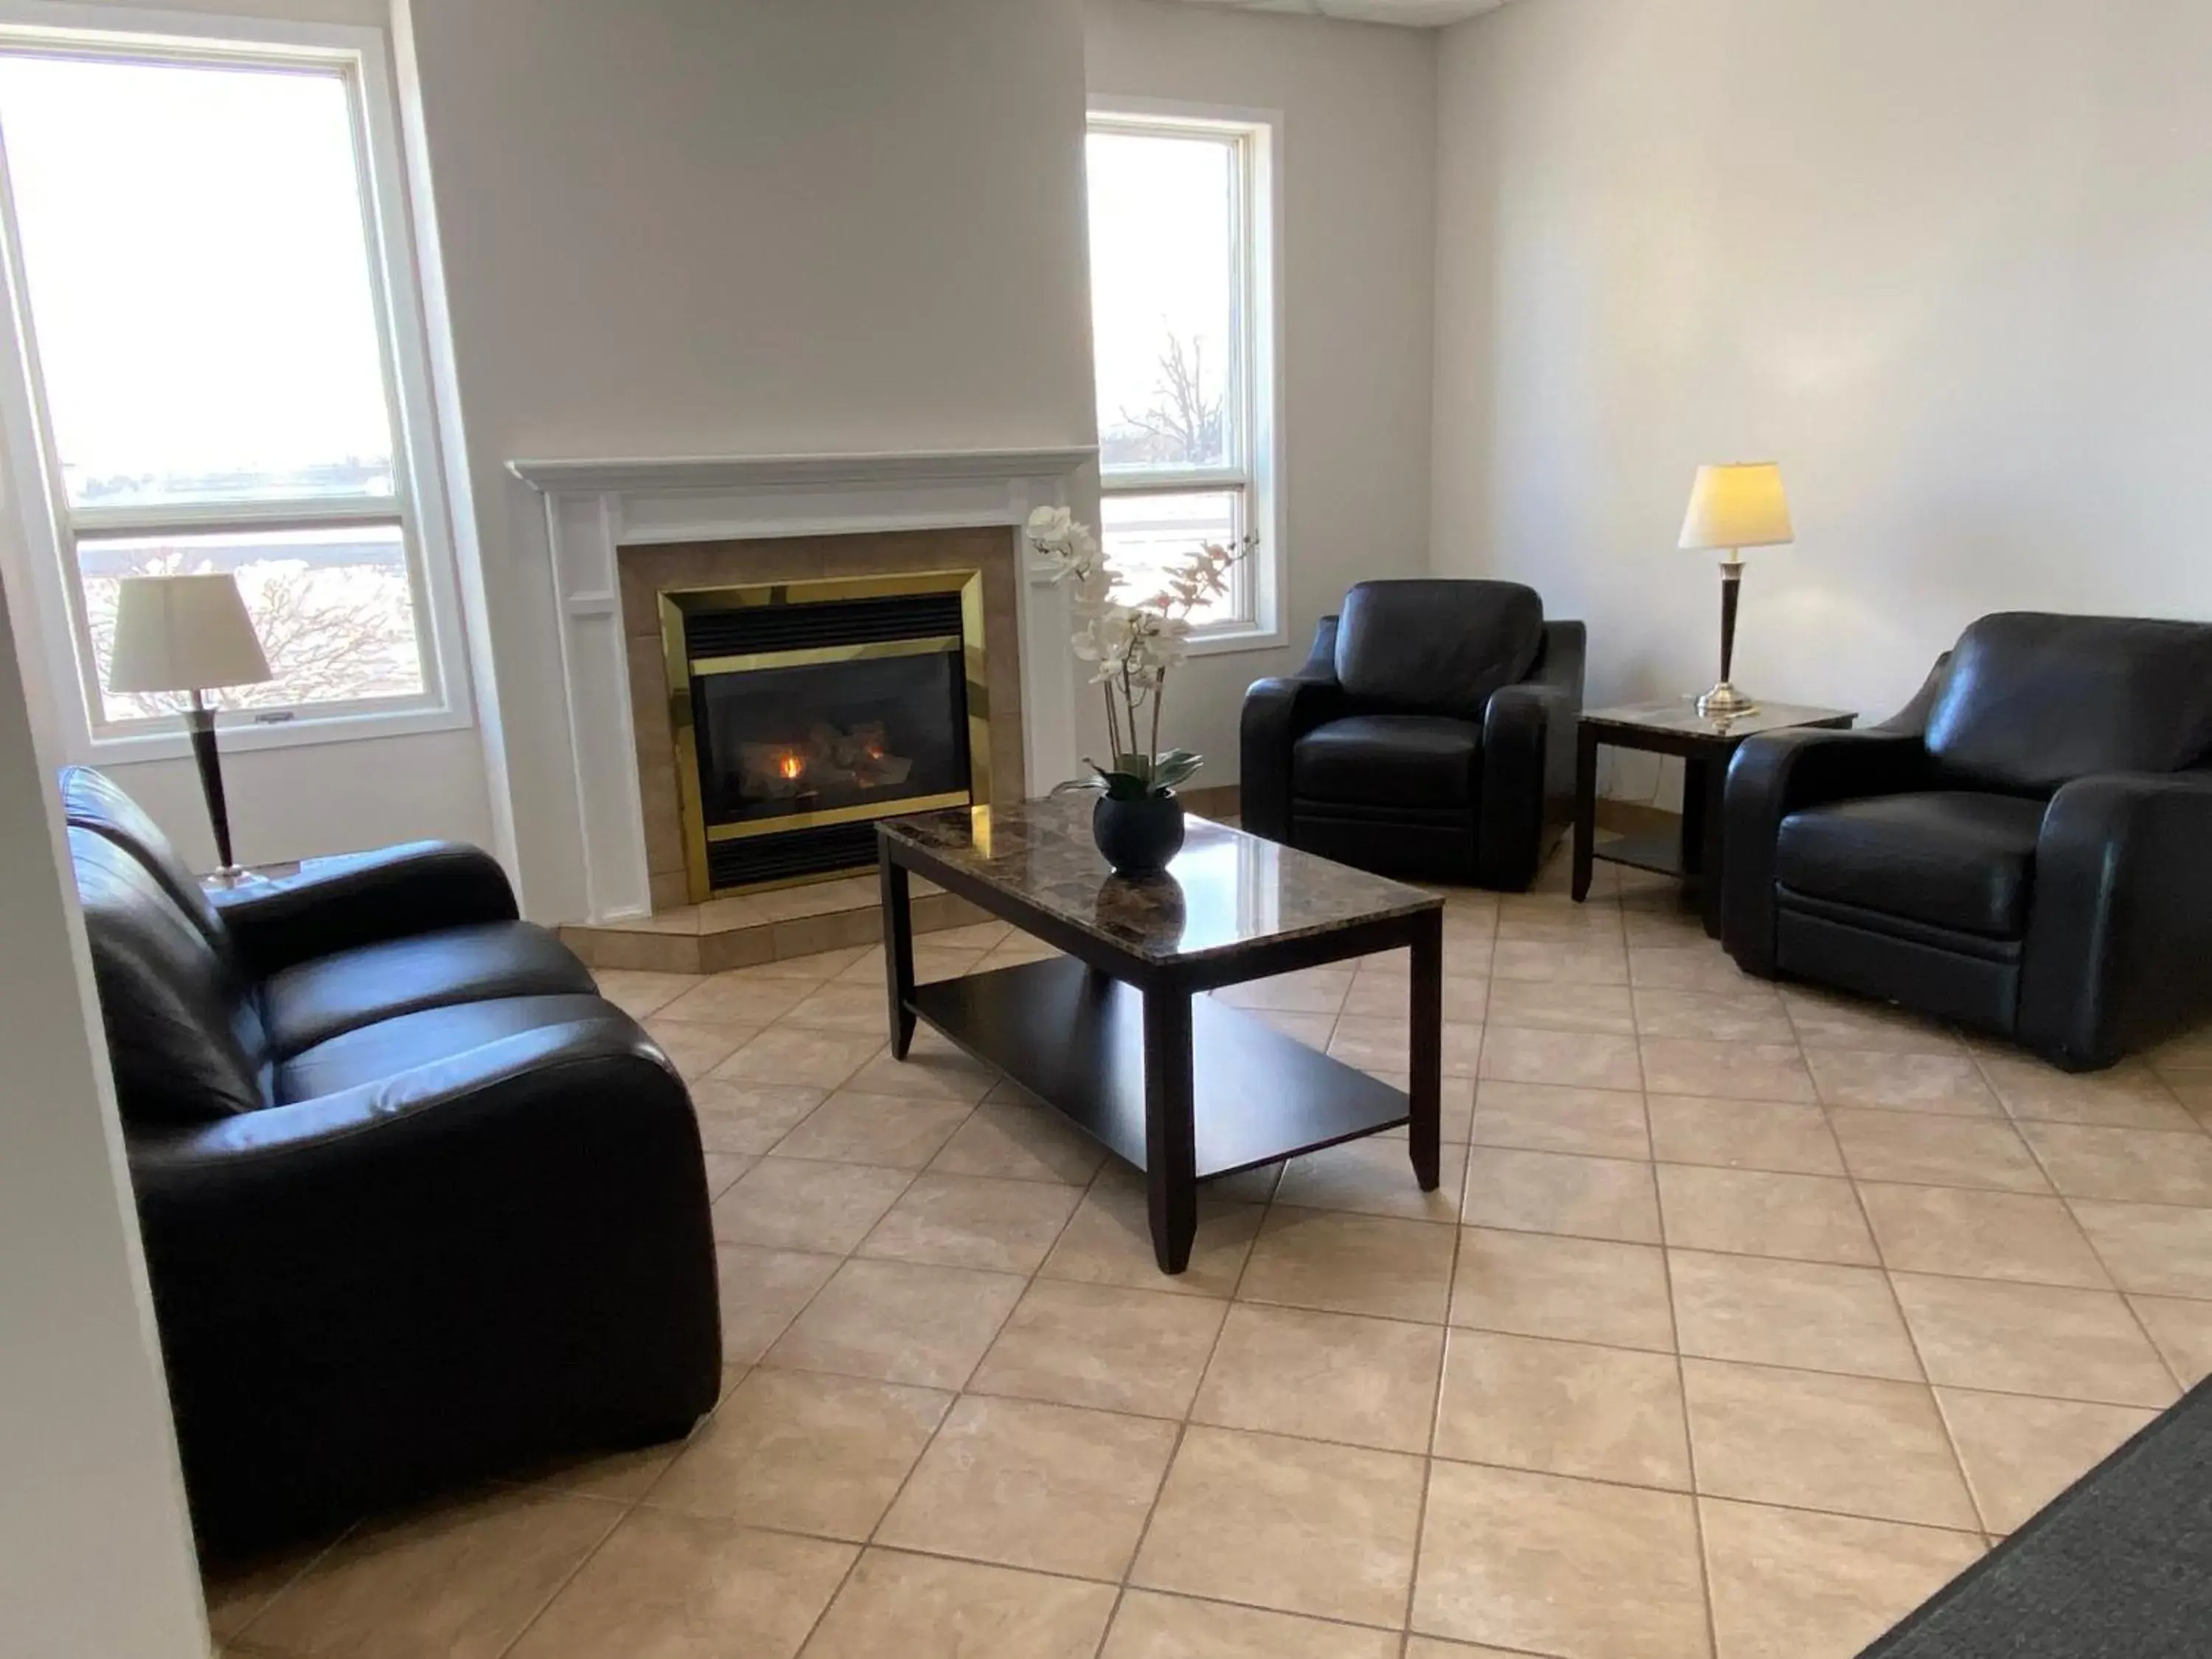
[1101,330,1226,470]
[80,531,424,722]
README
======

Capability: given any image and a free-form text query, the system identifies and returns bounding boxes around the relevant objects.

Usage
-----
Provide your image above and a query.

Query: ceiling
[1164,0,1507,26]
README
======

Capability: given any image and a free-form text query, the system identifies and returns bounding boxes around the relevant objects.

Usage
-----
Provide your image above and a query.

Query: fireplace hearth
[661,571,990,900]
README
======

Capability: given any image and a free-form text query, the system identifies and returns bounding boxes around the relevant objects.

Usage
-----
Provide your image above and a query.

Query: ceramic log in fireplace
[659,571,992,900]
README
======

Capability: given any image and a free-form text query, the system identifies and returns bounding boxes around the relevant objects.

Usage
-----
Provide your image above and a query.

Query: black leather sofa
[1722,613,2212,1071]
[1241,579,1585,888]
[61,767,721,1557]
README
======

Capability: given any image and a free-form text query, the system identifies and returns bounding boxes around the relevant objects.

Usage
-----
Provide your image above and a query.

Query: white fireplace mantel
[509,445,1095,925]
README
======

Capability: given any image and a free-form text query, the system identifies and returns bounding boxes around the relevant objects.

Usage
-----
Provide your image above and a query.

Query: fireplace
[660,570,991,900]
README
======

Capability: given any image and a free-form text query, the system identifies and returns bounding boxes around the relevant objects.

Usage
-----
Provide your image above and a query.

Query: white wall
[86,727,496,872]
[1083,0,1437,785]
[0,574,206,1655]
[397,0,1099,921]
[1433,0,2212,801]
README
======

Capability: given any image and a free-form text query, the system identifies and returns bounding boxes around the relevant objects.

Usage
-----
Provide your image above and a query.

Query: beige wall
[0,574,206,1656]
[1082,0,1438,787]
[398,0,1098,919]
[1433,0,2212,799]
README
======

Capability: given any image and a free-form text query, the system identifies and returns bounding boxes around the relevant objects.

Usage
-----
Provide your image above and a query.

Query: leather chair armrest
[1239,616,1345,844]
[129,1014,709,1318]
[1477,621,1584,890]
[210,841,521,977]
[2020,770,2212,1070]
[1720,728,1933,975]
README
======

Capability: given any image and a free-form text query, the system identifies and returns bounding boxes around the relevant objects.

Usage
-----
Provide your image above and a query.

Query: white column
[0,579,208,1655]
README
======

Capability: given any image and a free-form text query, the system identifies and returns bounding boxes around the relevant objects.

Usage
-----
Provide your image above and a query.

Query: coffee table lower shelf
[907,956,1412,1182]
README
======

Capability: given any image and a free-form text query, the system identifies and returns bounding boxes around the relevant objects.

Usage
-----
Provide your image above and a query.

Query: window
[1086,105,1279,646]
[0,11,464,746]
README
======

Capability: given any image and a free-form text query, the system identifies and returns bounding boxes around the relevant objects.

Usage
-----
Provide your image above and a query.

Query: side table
[1572,700,1856,936]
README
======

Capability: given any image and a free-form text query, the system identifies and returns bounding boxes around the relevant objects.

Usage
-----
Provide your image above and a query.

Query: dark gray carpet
[1861,1377,2212,1657]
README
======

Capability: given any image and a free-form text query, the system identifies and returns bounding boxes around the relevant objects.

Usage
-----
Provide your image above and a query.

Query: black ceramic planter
[1092,791,1186,875]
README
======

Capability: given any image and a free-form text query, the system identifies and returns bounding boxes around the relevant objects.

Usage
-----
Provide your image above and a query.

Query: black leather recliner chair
[1722,613,2212,1071]
[1240,579,1585,888]
[61,767,722,1557]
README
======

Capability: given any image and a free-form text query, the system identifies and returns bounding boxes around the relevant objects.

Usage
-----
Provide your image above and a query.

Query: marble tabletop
[880,796,1440,964]
[1582,699,1856,741]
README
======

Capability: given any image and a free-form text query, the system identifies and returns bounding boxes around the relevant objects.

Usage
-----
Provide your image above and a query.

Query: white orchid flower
[1038,516,1259,798]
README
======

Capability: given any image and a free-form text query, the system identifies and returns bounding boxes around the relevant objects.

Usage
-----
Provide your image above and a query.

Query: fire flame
[779,753,804,781]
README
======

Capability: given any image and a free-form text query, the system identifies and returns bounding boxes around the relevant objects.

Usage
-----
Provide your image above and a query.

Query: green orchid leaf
[1152,751,1205,791]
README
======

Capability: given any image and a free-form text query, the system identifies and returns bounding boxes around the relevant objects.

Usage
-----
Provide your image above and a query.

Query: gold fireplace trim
[660,568,992,902]
[703,790,973,845]
[689,633,962,680]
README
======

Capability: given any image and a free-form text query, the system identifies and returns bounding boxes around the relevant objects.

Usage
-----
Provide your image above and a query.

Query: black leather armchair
[61,768,721,1557]
[1722,613,2212,1071]
[1241,579,1585,888]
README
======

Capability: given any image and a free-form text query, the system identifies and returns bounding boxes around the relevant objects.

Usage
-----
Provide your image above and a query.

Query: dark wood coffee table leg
[878,847,917,1060]
[1143,988,1197,1274]
[1408,914,1443,1191]
[1698,752,1730,939]
[1680,756,1708,880]
[1571,725,1599,902]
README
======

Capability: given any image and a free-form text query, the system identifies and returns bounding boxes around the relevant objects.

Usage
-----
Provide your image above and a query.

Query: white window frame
[1087,97,1284,656]
[0,0,470,761]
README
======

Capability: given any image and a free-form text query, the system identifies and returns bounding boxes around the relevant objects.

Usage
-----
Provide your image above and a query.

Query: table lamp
[107,572,272,883]
[1678,462,1793,719]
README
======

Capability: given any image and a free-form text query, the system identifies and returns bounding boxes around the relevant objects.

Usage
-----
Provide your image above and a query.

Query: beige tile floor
[207,850,2212,1659]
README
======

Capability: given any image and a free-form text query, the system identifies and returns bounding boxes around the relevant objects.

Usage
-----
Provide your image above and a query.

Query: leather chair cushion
[1777,791,2046,939]
[1334,580,1544,720]
[260,921,599,1057]
[1925,613,2212,795]
[274,992,617,1103]
[1293,714,1484,808]
[69,829,270,1124]
[63,762,232,958]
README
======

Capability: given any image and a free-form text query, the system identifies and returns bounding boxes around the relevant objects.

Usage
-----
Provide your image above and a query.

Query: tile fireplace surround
[509,448,1093,973]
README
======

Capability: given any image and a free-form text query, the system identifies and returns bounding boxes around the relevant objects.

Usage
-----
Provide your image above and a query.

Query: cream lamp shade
[107,573,271,695]
[1679,462,1795,552]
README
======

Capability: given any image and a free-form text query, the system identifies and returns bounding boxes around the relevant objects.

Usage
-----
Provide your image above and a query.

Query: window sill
[83,702,474,765]
[1180,623,1289,659]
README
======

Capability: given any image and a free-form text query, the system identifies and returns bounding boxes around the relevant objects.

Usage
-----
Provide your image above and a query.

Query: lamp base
[1695,681,1759,720]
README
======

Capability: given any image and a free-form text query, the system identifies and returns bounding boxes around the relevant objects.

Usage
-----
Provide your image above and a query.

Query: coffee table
[877,799,1444,1274]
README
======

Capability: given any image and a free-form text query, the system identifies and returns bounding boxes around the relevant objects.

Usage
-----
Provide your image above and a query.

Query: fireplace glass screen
[695,653,970,830]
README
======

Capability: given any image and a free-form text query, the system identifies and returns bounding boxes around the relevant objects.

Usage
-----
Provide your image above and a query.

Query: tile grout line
[709,1013,1060,1659]
[616,1424,1998,1565]
[1986,1068,2198,1403]
[1825,1088,1994,1543]
[218,1520,360,1652]
[779,1068,1107,1658]
[479,1488,633,1659]
[1401,901,1495,1646]
[1638,974,1728,1659]
[1093,1079,1290,1656]
[721,1336,2169,1485]
[1971,1040,2195,1398]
